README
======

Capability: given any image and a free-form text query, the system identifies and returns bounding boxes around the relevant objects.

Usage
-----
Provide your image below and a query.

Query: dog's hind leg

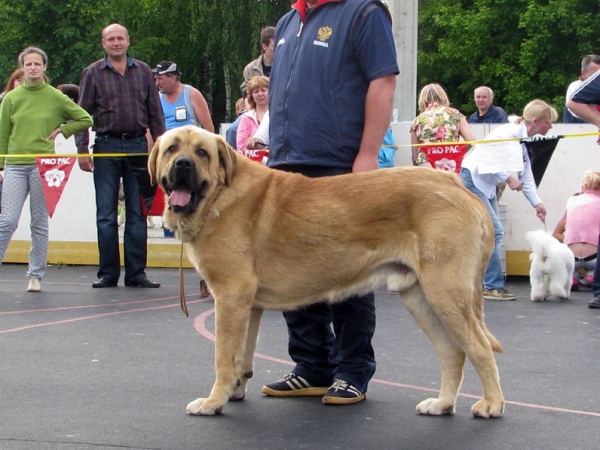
[552,263,573,299]
[423,281,504,418]
[399,285,466,416]
[563,276,572,299]
[187,297,254,416]
[548,278,569,299]
[463,338,504,418]
[529,265,547,302]
[231,307,263,401]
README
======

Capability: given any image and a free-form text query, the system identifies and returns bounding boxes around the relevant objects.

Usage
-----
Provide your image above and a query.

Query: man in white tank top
[152,61,214,297]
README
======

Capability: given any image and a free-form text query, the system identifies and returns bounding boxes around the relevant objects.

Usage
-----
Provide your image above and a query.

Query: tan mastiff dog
[148,126,505,418]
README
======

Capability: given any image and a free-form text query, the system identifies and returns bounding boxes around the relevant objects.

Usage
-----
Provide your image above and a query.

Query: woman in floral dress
[410,83,475,167]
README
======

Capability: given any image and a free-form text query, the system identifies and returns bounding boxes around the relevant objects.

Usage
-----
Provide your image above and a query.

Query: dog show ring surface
[1,264,599,449]
[2,126,598,448]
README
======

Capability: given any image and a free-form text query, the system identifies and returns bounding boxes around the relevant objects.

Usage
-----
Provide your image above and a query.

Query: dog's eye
[196,148,208,158]
[166,145,177,154]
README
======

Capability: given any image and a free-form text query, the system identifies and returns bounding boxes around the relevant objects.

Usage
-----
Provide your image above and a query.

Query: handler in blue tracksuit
[261,0,399,405]
[568,70,600,308]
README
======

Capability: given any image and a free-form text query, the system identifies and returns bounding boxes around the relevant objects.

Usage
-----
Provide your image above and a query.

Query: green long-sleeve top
[0,81,93,169]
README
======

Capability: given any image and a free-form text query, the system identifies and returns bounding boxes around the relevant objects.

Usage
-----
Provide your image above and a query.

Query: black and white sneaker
[262,373,329,397]
[322,379,366,405]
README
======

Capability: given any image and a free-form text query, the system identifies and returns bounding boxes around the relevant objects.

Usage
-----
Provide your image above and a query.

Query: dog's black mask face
[163,156,206,214]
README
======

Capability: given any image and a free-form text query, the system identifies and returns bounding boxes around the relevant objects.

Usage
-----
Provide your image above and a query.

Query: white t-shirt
[252,110,270,146]
[565,79,582,119]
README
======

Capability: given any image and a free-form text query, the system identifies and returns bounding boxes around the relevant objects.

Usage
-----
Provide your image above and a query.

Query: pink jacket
[236,110,260,152]
[564,190,600,246]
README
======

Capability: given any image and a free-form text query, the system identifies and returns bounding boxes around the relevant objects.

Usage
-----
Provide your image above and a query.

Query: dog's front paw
[471,398,504,418]
[186,397,224,416]
[416,398,455,415]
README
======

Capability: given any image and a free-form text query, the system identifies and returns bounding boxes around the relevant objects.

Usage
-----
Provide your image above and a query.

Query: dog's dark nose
[174,157,194,169]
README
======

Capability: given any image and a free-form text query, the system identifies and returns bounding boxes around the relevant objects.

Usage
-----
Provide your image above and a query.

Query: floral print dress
[410,103,464,165]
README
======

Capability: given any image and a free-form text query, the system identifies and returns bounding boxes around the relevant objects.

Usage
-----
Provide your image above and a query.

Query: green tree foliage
[0,0,289,124]
[417,0,600,116]
[2,0,597,124]
[0,0,108,85]
[109,0,291,123]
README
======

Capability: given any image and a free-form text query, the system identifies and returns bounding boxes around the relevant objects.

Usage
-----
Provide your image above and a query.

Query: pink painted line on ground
[0,298,211,334]
[193,308,600,418]
[0,295,194,315]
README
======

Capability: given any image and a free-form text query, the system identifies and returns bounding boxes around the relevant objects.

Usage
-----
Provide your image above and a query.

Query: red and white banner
[143,185,166,217]
[36,156,76,218]
[242,148,269,164]
[420,143,468,174]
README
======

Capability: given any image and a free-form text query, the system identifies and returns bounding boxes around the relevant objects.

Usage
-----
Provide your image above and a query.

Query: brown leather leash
[179,242,189,317]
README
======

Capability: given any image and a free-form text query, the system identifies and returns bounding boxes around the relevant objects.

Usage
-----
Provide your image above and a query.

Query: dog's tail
[473,292,504,354]
[526,229,553,261]
[473,286,504,353]
[483,326,504,354]
[475,302,504,353]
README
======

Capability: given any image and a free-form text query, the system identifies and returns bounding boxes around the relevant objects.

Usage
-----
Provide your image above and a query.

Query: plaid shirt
[75,56,165,153]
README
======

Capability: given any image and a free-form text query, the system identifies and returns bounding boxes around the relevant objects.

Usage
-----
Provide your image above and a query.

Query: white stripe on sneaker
[287,375,310,390]
[328,379,361,397]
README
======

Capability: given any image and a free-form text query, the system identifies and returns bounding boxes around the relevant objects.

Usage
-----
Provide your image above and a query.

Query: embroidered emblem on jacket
[314,27,332,48]
[318,27,333,41]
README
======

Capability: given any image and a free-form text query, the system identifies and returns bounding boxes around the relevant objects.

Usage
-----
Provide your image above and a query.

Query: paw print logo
[435,158,457,172]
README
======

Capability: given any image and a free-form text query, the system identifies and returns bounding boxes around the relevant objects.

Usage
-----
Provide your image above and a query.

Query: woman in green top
[0,47,93,292]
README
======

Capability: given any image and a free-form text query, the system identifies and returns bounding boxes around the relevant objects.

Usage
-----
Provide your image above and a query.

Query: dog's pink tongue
[169,189,192,207]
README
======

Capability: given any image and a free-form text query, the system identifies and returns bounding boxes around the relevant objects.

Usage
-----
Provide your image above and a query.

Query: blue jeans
[275,164,376,391]
[593,240,600,297]
[92,134,149,283]
[460,168,504,290]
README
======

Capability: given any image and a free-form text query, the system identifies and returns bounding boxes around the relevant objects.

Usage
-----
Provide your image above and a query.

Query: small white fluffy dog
[527,229,575,301]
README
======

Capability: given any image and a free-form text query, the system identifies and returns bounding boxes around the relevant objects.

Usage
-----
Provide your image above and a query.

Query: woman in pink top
[236,75,269,153]
[553,170,600,289]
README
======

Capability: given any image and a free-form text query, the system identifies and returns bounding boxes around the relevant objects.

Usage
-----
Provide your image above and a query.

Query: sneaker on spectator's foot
[322,379,366,405]
[588,297,600,309]
[585,274,594,285]
[27,277,41,292]
[262,373,328,397]
[483,288,516,301]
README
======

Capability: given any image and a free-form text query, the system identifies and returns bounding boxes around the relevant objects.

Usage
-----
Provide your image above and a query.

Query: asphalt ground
[1,263,599,450]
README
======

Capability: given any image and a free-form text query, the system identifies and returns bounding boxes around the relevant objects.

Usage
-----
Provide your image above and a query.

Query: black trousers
[274,164,377,392]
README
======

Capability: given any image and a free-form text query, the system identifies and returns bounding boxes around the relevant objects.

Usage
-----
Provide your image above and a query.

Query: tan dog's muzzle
[163,156,205,214]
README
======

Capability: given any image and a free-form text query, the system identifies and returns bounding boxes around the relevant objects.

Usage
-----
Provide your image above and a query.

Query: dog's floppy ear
[148,135,162,186]
[216,134,237,186]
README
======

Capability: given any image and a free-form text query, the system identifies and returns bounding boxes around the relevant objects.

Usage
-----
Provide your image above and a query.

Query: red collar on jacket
[292,0,343,22]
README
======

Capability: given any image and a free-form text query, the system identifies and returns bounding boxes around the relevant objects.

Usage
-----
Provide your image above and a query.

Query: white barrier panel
[7,124,600,273]
[392,122,600,274]
[6,134,183,268]
[12,135,98,243]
